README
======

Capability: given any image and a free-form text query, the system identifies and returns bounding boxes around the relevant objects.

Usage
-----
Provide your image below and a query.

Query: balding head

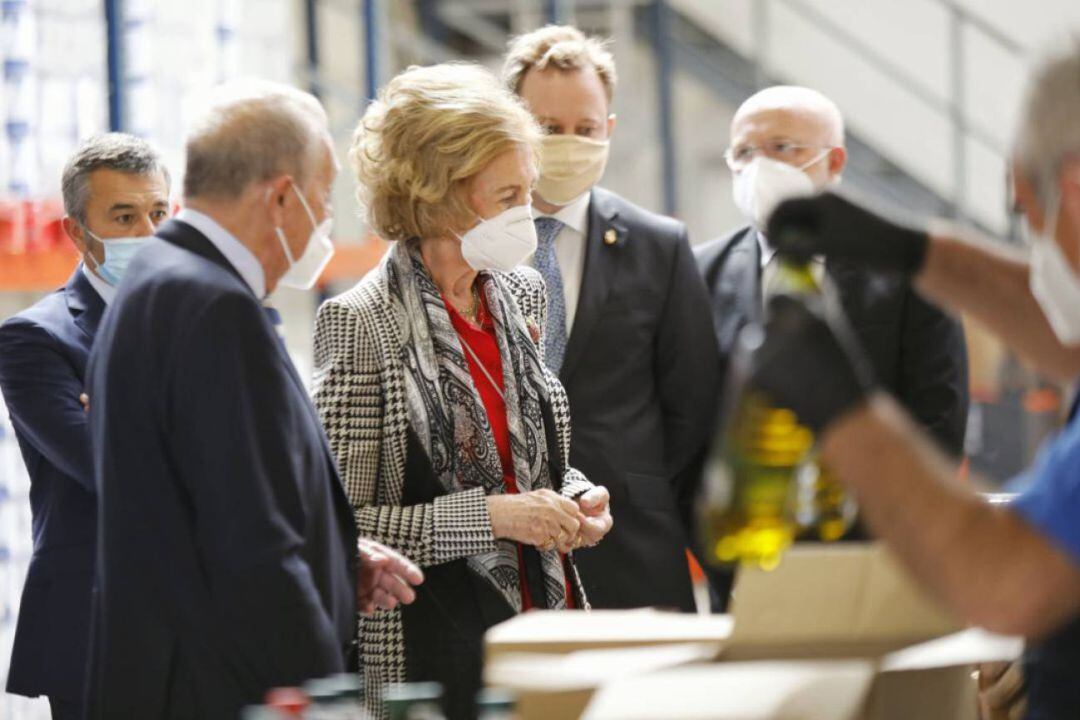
[180,79,339,295]
[729,85,847,188]
[183,79,330,201]
[734,86,844,147]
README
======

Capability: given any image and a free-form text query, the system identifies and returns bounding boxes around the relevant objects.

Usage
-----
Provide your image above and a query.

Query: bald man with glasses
[694,86,970,607]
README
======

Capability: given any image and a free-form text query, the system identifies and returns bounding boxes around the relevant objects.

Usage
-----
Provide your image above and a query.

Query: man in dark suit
[84,81,422,719]
[0,134,171,719]
[695,86,969,603]
[504,26,721,612]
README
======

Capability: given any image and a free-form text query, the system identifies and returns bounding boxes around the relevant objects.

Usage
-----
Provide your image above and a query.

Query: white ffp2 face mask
[276,182,335,290]
[1028,190,1080,346]
[458,204,537,273]
[732,152,829,230]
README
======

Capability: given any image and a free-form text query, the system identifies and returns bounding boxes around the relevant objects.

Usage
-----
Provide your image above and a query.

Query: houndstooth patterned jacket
[311,254,592,710]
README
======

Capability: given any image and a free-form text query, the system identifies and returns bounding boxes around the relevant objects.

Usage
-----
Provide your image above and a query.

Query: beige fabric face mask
[536,134,611,206]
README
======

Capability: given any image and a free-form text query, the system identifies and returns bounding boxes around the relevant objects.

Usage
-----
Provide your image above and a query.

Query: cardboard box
[485,643,722,720]
[485,608,733,660]
[582,659,876,720]
[581,629,1022,720]
[484,544,1023,720]
[723,543,961,660]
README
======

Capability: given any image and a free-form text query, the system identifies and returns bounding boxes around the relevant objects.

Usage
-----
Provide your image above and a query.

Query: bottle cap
[384,682,443,704]
[264,687,309,716]
[476,687,517,709]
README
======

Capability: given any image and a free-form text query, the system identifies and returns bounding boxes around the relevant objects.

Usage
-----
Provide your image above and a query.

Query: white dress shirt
[533,191,591,335]
[176,208,266,298]
[81,264,116,305]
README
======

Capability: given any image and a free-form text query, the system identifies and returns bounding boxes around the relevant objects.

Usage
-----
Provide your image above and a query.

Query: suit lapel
[560,189,627,384]
[710,227,761,356]
[66,268,107,343]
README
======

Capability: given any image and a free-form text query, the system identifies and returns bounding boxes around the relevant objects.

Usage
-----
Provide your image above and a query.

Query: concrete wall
[671,0,1080,235]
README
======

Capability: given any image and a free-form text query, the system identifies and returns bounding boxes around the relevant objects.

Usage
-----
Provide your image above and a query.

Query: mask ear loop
[80,224,108,275]
[288,180,320,232]
[797,147,834,172]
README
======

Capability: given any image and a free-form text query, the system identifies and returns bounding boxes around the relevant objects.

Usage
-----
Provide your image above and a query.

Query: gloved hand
[766,192,930,276]
[750,295,876,433]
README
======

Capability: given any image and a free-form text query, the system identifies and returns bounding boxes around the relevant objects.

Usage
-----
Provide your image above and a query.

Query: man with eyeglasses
[694,86,969,606]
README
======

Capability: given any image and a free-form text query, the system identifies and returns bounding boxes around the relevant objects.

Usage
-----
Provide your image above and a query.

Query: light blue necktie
[532,216,567,374]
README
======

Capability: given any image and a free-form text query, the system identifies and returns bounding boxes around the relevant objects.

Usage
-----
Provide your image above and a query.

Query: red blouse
[444,291,574,610]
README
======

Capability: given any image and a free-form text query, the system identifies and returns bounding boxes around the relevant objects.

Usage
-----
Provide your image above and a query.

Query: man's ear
[63,216,88,253]
[828,146,848,180]
[264,175,293,227]
[1062,158,1080,208]
[606,113,617,140]
[1012,163,1045,231]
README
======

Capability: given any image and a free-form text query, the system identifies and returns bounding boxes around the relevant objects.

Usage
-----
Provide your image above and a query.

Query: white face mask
[732,151,830,230]
[275,182,335,290]
[458,204,538,273]
[536,134,610,206]
[1028,190,1080,346]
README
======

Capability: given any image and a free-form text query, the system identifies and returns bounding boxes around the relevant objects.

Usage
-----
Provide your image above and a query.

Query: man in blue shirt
[750,41,1080,719]
[0,134,171,719]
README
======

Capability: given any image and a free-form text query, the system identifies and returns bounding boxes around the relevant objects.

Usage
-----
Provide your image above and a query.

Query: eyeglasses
[724,140,835,171]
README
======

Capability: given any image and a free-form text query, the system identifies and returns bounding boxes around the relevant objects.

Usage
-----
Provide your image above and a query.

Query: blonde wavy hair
[350,63,541,241]
[502,25,617,101]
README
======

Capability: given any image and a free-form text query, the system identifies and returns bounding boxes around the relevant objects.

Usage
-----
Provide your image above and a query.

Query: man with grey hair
[755,41,1080,716]
[0,132,169,720]
[84,80,422,718]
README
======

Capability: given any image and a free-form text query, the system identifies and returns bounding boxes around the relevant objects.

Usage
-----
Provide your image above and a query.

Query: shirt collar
[81,263,116,305]
[536,191,591,236]
[756,229,775,269]
[176,208,266,298]
[756,229,824,268]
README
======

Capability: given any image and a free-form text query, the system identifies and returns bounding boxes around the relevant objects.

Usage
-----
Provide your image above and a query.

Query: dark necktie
[263,302,286,347]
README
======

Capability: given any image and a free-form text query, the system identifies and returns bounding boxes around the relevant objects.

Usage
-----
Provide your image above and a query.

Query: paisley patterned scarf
[386,239,570,612]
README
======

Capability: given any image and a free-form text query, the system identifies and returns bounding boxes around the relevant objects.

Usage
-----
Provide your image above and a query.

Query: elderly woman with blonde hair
[312,63,612,716]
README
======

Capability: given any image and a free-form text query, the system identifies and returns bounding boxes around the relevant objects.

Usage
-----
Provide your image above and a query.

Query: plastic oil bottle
[698,253,856,570]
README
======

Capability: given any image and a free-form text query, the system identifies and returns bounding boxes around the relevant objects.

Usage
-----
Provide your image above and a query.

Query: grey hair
[1014,38,1080,198]
[183,79,329,200]
[61,133,170,224]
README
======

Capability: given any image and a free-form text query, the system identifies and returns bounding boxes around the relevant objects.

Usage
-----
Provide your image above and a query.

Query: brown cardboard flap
[863,667,979,720]
[581,661,875,720]
[484,643,723,720]
[727,543,960,653]
[484,642,722,691]
[485,609,733,662]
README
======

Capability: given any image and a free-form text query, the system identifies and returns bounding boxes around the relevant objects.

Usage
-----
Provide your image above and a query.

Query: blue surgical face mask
[84,228,152,286]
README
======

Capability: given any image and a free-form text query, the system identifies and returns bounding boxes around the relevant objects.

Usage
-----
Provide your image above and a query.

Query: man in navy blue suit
[0,133,171,719]
[84,80,422,719]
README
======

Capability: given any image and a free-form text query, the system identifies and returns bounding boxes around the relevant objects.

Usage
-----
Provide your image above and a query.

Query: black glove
[766,192,930,275]
[751,295,876,433]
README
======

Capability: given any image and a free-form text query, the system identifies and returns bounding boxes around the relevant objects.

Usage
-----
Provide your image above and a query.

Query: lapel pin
[603,228,617,246]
